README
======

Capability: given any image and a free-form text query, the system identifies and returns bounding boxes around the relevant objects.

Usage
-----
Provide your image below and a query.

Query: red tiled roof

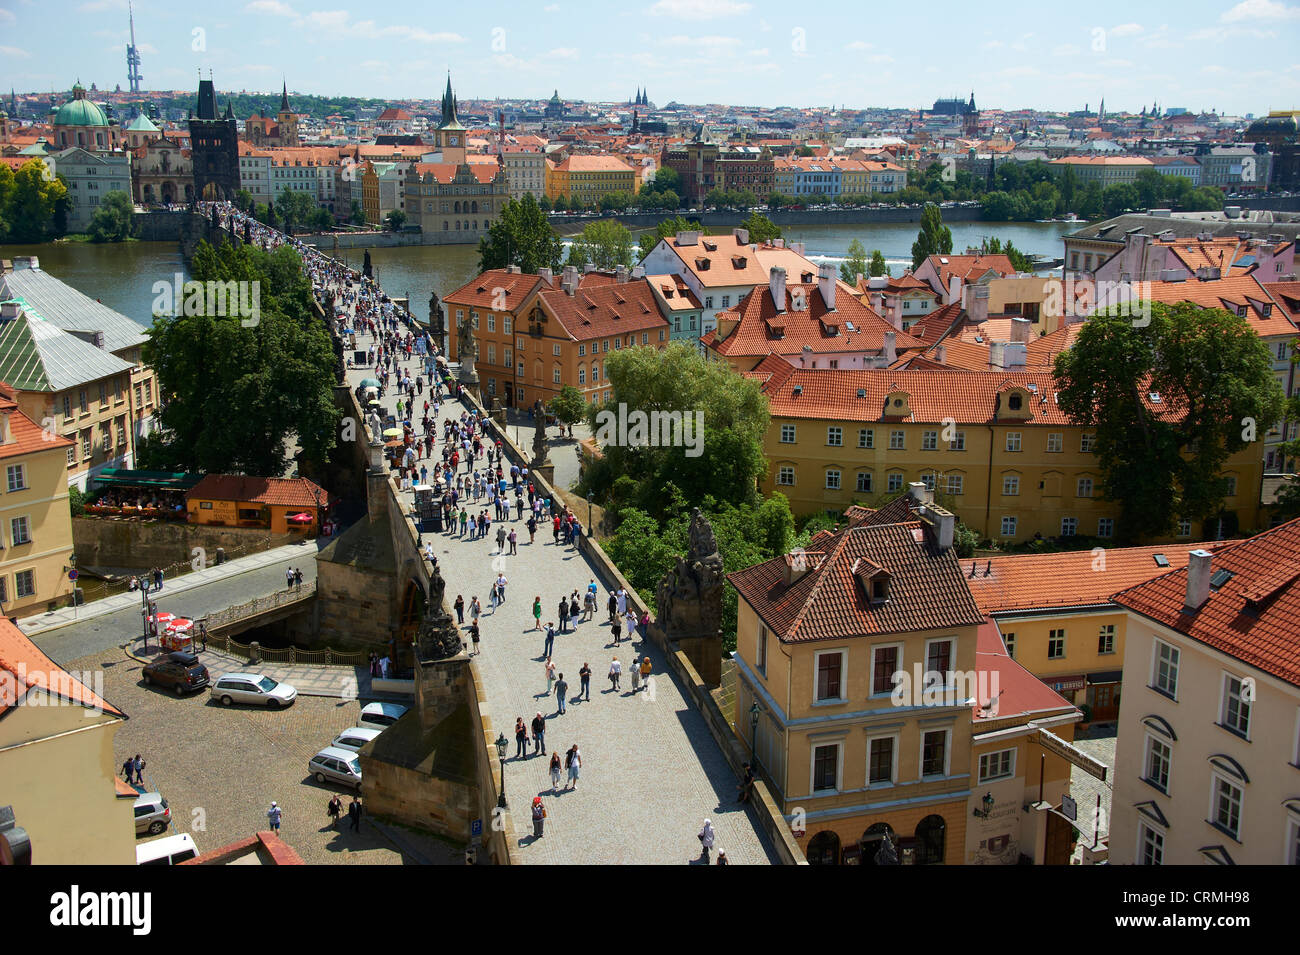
[408,162,501,184]
[0,384,74,460]
[1112,519,1300,687]
[728,521,986,644]
[973,619,1076,723]
[444,269,550,311]
[0,618,124,717]
[923,254,1018,292]
[966,542,1225,615]
[181,831,305,865]
[532,278,668,342]
[185,475,328,508]
[1139,275,1297,338]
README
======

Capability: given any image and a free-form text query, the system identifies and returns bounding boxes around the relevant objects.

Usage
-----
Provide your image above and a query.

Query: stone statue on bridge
[532,400,551,467]
[652,508,725,644]
[363,249,373,281]
[456,312,479,385]
[415,566,463,661]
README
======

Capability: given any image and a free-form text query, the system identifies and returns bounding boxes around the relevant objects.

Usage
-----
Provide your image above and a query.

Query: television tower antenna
[126,0,144,94]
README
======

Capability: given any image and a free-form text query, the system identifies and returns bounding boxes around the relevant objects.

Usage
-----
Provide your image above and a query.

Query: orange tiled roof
[1113,519,1300,687]
[185,475,328,509]
[0,383,74,460]
[550,155,635,173]
[924,254,1018,291]
[0,617,124,717]
[1139,275,1297,338]
[655,233,772,289]
[973,619,1076,723]
[533,279,667,342]
[408,162,501,184]
[966,542,1224,615]
[443,269,550,311]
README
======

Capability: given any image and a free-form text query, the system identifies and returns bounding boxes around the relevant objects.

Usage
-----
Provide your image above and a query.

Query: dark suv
[141,651,210,695]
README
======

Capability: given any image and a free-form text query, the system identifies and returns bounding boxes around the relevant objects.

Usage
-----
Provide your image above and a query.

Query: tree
[840,238,869,283]
[637,214,707,259]
[703,187,727,210]
[537,194,552,212]
[1186,186,1225,212]
[384,208,407,232]
[766,192,788,210]
[477,193,563,274]
[568,219,634,269]
[5,160,69,242]
[868,249,888,277]
[1102,183,1139,218]
[275,186,317,234]
[549,385,587,430]
[646,165,680,195]
[141,240,340,476]
[910,202,953,270]
[310,206,334,231]
[579,341,769,516]
[234,188,255,214]
[348,200,365,226]
[795,145,815,157]
[1053,303,1285,542]
[985,237,1033,273]
[739,210,781,244]
[87,190,136,242]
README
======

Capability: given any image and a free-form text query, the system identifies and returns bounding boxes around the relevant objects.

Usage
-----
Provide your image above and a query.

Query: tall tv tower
[126,0,143,94]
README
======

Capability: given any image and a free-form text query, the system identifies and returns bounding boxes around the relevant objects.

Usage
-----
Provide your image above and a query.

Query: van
[136,833,199,865]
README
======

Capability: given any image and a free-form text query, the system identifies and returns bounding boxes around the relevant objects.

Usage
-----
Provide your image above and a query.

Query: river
[0,220,1072,326]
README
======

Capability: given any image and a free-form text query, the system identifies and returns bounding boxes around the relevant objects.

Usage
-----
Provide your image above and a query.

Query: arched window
[806,831,841,866]
[578,367,586,384]
[861,823,897,866]
[915,815,946,865]
[454,201,461,214]
[443,221,449,231]
[455,220,461,231]
[471,201,478,213]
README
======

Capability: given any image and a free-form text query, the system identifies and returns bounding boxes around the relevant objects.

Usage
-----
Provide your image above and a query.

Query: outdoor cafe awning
[93,469,203,491]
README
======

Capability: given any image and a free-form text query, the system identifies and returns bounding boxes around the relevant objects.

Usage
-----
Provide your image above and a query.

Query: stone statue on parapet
[532,399,551,466]
[653,507,725,642]
[416,567,462,661]
[457,312,479,383]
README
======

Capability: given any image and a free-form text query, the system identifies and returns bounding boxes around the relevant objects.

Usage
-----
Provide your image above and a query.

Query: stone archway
[395,578,427,674]
[806,831,841,865]
[860,823,897,866]
[915,814,947,865]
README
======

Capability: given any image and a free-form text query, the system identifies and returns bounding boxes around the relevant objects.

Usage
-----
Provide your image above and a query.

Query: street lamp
[139,579,155,654]
[973,792,995,819]
[494,732,509,809]
[749,700,761,759]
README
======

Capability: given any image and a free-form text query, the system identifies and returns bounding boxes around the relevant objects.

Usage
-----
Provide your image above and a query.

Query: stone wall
[314,553,396,650]
[73,517,293,571]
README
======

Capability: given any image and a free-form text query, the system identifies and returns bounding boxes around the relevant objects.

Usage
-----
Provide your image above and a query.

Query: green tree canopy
[478,193,563,273]
[739,210,781,244]
[3,160,69,242]
[840,238,869,283]
[1053,302,1285,541]
[141,240,340,476]
[868,249,888,277]
[384,208,407,232]
[275,186,318,234]
[549,385,587,428]
[911,202,953,270]
[637,214,708,259]
[568,219,634,269]
[87,190,136,243]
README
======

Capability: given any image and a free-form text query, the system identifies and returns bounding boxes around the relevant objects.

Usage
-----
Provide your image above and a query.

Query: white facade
[238,154,273,204]
[503,150,545,200]
[48,148,132,232]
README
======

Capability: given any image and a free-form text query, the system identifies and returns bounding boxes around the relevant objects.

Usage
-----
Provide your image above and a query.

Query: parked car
[309,746,363,790]
[141,651,210,695]
[331,726,383,752]
[133,792,171,836]
[136,833,199,865]
[358,701,409,731]
[210,673,298,709]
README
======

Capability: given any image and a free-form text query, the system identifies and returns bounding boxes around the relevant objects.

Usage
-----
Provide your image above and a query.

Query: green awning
[92,469,204,490]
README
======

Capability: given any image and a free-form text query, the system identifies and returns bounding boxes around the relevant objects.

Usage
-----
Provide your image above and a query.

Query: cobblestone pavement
[71,644,459,865]
[1068,725,1116,858]
[341,304,779,865]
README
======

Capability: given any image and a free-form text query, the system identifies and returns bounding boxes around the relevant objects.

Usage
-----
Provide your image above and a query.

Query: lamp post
[973,791,995,819]
[494,732,509,809]
[139,579,155,654]
[749,700,761,760]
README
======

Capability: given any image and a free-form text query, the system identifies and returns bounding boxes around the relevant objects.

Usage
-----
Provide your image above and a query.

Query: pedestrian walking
[565,744,581,790]
[630,659,641,693]
[454,594,465,624]
[569,592,580,626]
[555,673,569,715]
[295,568,303,591]
[122,756,134,783]
[532,596,542,630]
[716,849,729,865]
[698,819,715,861]
[545,657,556,693]
[327,794,343,828]
[544,623,555,658]
[611,616,622,645]
[496,525,507,552]
[471,595,482,624]
[531,796,547,839]
[639,656,653,690]
[579,662,591,701]
[558,596,570,633]
[607,591,618,624]
[469,620,481,655]
[549,751,563,791]
[527,515,537,543]
[348,797,363,832]
[508,529,518,555]
[267,801,282,832]
[515,717,528,758]
[132,754,146,786]
[531,712,546,755]
[287,566,295,590]
[608,657,622,691]
[624,609,637,641]
[583,589,595,621]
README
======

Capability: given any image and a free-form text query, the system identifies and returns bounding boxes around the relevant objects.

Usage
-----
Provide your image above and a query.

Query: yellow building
[544,155,636,205]
[0,384,76,617]
[751,359,1263,543]
[0,618,135,864]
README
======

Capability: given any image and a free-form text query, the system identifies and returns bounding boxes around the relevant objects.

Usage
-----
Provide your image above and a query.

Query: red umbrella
[286,513,314,523]
[166,618,193,633]
[149,612,175,626]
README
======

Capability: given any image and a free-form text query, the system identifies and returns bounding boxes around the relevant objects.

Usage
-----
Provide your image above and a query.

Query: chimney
[989,341,1006,369]
[919,502,956,552]
[791,241,806,256]
[855,272,865,289]
[818,263,837,311]
[12,256,39,271]
[733,227,749,245]
[934,344,947,365]
[773,238,785,249]
[783,550,813,586]
[616,265,629,283]
[632,265,646,279]
[770,267,787,312]
[584,263,597,274]
[1011,317,1031,343]
[0,301,21,320]
[908,481,932,505]
[506,264,521,274]
[1185,549,1213,611]
[1004,342,1026,369]
[676,230,700,246]
[966,283,990,325]
[946,273,962,305]
[562,266,578,296]
[883,330,896,365]
[538,266,554,285]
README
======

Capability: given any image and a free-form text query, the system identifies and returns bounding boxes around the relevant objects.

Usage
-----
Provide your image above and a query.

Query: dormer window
[1008,393,1022,410]
[852,558,892,604]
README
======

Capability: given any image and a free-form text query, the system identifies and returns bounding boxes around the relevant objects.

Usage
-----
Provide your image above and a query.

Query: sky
[1,0,1299,116]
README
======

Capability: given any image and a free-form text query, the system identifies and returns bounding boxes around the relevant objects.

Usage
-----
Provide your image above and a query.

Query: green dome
[54,97,109,127]
[126,113,159,132]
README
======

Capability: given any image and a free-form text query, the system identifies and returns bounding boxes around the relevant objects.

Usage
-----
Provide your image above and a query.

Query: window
[1224,475,1237,497]
[487,344,496,365]
[825,469,841,490]
[867,736,896,785]
[578,367,586,385]
[504,348,513,367]
[5,465,26,493]
[704,296,713,309]
[1077,477,1093,498]
[1153,641,1180,698]
[1177,520,1192,538]
[486,314,496,332]
[1002,475,1020,496]
[1000,515,1018,536]
[1005,432,1022,452]
[78,388,87,413]
[887,472,903,492]
[921,729,949,778]
[889,430,905,450]
[812,744,839,792]
[1047,432,1063,452]
[1098,624,1116,654]
[815,651,845,702]
[870,644,900,696]
[858,428,873,449]
[856,472,872,493]
[117,419,127,447]
[10,516,30,545]
[518,337,526,350]
[1138,823,1164,865]
[15,569,34,599]
[1061,517,1078,536]
[503,316,512,335]
[949,431,966,451]
[1098,518,1114,538]
[1080,433,1095,453]
[62,395,72,419]
[613,338,621,350]
[780,424,796,443]
[777,466,794,486]
[921,473,936,492]
[926,638,953,678]
[922,430,938,450]
[978,749,1015,783]
[553,366,562,384]
[66,446,75,467]
[1220,674,1252,738]
[81,431,92,460]
[1004,632,1016,658]
[721,295,730,307]
[1048,629,1066,659]
[757,626,768,675]
[1210,775,1243,840]
[100,421,111,451]
[1144,736,1171,793]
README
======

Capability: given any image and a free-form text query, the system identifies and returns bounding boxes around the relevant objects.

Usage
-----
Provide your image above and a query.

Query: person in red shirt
[552,514,562,544]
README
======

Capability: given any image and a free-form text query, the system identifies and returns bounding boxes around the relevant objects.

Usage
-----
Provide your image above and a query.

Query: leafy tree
[766,191,788,210]
[234,189,255,214]
[476,193,563,274]
[5,160,70,242]
[275,186,317,234]
[310,206,334,231]
[1102,183,1139,218]
[578,341,769,516]
[348,200,365,226]
[1053,303,1285,542]
[68,485,86,518]
[0,163,14,241]
[569,219,634,269]
[87,190,136,242]
[549,385,587,429]
[564,239,588,268]
[840,238,869,283]
[1186,186,1225,212]
[739,210,781,244]
[141,240,340,476]
[384,208,408,232]
[910,202,953,270]
[645,165,680,195]
[703,187,727,210]
[868,249,888,277]
[984,237,1033,273]
[795,145,815,157]
[537,194,553,212]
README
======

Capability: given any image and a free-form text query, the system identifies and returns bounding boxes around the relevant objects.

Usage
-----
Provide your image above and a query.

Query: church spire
[280,79,289,112]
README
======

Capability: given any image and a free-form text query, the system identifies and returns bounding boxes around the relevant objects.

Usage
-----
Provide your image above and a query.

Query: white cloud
[547,47,580,59]
[1110,22,1144,36]
[660,34,743,50]
[1221,0,1300,21]
[648,0,752,20]
[1053,43,1081,55]
[544,2,559,9]
[0,9,16,23]
[1188,24,1277,39]
[243,0,298,14]
[0,45,30,58]
[865,53,893,64]
[747,47,769,56]
[845,40,872,50]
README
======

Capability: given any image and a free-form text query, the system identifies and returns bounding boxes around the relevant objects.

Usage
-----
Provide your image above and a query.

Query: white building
[47,148,132,232]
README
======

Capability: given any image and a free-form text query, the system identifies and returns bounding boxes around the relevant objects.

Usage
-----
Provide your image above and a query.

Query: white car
[331,726,383,752]
[358,701,408,731]
[210,673,298,709]
[309,746,363,790]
